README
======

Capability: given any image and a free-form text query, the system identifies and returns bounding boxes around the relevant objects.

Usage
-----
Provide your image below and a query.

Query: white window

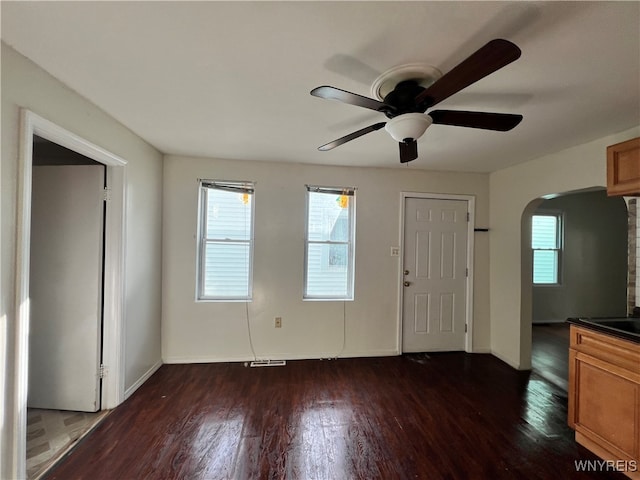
[197,180,254,301]
[304,185,356,300]
[532,213,562,285]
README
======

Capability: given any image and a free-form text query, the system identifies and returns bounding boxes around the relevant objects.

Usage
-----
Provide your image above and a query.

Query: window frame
[196,179,255,302]
[304,185,356,301]
[531,211,563,286]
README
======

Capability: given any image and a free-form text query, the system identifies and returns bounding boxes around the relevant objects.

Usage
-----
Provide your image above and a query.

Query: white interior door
[28,164,105,412]
[402,197,468,352]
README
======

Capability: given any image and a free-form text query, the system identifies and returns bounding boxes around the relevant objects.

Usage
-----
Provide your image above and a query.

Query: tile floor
[26,408,108,479]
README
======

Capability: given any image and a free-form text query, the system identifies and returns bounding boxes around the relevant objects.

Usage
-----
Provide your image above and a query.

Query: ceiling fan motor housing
[383,80,432,118]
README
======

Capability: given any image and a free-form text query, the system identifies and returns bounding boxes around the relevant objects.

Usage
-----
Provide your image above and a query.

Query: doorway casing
[12,109,127,478]
[520,187,628,371]
[396,191,476,354]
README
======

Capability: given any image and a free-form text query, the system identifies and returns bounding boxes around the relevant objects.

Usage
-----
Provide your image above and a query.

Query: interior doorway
[29,138,106,412]
[525,189,628,390]
[12,110,127,480]
[26,138,109,478]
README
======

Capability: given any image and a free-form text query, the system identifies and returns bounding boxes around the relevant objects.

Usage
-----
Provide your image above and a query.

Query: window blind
[306,185,356,196]
[200,180,254,194]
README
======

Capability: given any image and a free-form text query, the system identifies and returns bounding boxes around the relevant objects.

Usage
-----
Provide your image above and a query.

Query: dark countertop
[566,317,640,344]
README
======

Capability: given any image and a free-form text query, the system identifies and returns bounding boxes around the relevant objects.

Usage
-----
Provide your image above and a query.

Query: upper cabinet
[607,137,640,196]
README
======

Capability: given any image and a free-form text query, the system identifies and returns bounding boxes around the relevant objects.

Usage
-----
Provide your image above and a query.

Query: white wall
[489,125,640,369]
[1,43,163,478]
[162,155,491,362]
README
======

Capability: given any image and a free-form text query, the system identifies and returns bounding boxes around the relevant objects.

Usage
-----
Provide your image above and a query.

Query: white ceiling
[2,1,639,172]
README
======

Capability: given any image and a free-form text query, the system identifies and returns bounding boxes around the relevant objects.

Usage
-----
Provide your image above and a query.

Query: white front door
[402,197,469,352]
[28,164,105,412]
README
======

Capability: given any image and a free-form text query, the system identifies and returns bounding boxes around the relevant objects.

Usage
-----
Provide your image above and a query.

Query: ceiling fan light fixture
[385,113,432,142]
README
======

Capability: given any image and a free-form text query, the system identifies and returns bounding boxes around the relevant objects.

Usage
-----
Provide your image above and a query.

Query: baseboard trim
[470,347,492,354]
[124,360,163,400]
[163,349,399,365]
[164,355,255,364]
[490,350,524,370]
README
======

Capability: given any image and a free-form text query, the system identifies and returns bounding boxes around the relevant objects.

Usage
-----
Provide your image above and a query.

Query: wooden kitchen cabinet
[607,137,640,196]
[568,325,640,479]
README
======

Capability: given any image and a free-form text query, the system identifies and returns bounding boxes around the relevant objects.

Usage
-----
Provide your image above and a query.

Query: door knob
[403,270,410,276]
[404,281,411,287]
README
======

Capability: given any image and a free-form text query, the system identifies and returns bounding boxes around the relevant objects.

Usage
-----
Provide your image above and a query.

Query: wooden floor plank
[532,323,570,390]
[44,353,624,479]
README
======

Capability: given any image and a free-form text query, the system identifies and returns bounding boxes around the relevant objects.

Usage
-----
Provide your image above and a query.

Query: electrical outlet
[275,317,282,328]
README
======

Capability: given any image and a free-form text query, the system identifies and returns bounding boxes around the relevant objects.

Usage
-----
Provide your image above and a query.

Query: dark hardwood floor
[532,323,570,391]
[45,353,623,480]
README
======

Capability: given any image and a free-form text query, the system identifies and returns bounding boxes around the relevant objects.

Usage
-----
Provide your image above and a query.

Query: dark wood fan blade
[429,110,523,131]
[318,122,386,151]
[415,39,521,108]
[399,140,418,163]
[311,86,394,113]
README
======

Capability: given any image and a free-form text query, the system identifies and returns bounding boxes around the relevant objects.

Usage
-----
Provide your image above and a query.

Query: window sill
[196,298,253,303]
[303,297,354,302]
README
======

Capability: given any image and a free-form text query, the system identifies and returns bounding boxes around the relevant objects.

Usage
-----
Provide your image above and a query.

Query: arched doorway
[521,188,628,389]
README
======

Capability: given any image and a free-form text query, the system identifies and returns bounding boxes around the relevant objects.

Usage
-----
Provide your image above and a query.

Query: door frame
[397,192,475,354]
[12,109,127,477]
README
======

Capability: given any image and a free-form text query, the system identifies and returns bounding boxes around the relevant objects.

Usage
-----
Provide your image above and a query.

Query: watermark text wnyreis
[575,459,637,473]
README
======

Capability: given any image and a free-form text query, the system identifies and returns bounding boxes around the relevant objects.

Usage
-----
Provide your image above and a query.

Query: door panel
[28,165,104,412]
[403,198,468,352]
[414,294,429,333]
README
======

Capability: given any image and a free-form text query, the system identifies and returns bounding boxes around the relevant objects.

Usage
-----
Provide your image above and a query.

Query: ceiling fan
[311,39,523,163]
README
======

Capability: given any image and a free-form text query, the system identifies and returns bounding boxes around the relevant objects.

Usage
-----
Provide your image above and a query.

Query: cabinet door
[607,137,640,196]
[571,351,639,460]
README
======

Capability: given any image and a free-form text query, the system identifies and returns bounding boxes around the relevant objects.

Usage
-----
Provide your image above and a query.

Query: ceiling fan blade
[311,86,394,114]
[430,110,523,131]
[415,39,521,108]
[399,140,418,163]
[318,122,386,151]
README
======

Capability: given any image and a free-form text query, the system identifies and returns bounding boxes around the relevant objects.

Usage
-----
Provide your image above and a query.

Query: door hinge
[103,187,112,202]
[99,364,107,379]
[466,212,470,222]
[465,267,469,277]
[465,324,468,333]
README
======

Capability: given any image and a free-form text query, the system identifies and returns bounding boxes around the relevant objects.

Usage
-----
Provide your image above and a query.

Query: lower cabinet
[568,325,640,479]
